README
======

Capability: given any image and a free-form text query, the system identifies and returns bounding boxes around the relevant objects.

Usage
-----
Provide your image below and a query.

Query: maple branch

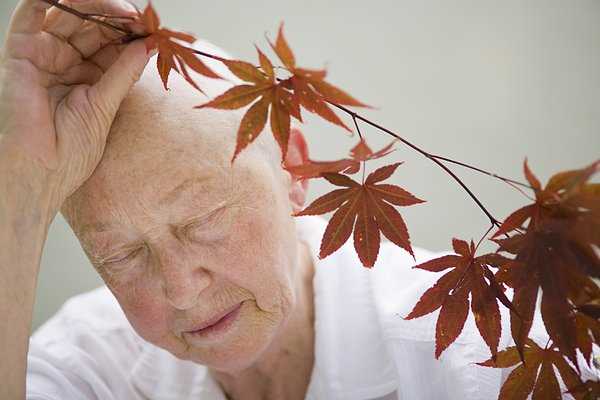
[329,102,501,227]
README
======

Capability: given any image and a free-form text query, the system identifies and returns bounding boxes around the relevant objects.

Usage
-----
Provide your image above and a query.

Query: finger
[42,0,86,40]
[68,19,122,59]
[4,30,82,74]
[87,41,122,72]
[88,39,153,125]
[7,0,53,35]
[41,60,103,87]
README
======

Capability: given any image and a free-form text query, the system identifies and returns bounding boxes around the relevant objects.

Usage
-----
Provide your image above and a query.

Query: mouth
[183,302,243,340]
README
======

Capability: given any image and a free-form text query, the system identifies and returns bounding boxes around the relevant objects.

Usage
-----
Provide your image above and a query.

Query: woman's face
[63,106,305,373]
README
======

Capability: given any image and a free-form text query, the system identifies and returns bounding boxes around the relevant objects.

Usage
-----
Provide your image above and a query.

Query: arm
[0,148,56,400]
[0,0,152,397]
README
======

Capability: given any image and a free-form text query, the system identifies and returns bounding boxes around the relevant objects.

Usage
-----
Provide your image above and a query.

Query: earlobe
[289,178,307,213]
[283,127,310,212]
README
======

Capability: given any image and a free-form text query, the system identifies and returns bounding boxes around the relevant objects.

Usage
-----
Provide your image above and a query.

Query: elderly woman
[0,1,569,399]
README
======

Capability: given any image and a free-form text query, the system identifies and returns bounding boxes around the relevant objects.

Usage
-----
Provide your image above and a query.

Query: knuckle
[64,85,107,132]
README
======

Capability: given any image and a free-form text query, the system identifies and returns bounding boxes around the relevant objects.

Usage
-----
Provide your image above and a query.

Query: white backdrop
[0,0,598,330]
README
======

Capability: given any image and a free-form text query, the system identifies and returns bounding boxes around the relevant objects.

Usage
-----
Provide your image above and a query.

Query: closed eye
[103,246,144,267]
[182,205,228,240]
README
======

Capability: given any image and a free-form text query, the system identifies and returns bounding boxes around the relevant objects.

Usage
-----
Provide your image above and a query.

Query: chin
[185,336,274,373]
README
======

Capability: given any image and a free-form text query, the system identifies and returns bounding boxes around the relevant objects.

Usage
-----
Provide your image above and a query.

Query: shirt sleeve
[26,338,116,400]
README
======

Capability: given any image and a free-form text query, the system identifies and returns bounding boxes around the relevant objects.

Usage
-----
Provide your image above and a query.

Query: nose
[154,239,212,310]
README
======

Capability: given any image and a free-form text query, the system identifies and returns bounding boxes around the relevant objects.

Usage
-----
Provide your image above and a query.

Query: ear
[283,127,309,213]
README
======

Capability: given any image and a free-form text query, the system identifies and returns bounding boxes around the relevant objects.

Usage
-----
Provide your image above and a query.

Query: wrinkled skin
[61,57,315,395]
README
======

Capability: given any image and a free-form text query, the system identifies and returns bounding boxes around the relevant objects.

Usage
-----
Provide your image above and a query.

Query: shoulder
[27,286,142,399]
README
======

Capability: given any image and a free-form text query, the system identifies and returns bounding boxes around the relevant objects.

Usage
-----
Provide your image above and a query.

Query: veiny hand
[0,0,153,213]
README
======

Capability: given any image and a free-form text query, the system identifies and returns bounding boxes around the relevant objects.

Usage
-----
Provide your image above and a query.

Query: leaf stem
[351,115,366,184]
[475,224,495,252]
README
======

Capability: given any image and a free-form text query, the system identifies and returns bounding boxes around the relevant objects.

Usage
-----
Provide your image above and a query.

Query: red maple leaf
[194,46,289,161]
[478,339,583,400]
[492,159,599,366]
[294,162,424,267]
[404,238,515,359]
[194,22,371,163]
[284,138,396,180]
[567,380,600,400]
[267,22,372,132]
[572,283,600,366]
[134,3,222,91]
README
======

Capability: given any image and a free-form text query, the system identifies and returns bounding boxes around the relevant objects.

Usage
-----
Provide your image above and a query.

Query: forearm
[0,147,57,399]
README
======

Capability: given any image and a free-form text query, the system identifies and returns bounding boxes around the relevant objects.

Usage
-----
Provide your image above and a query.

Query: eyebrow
[79,176,211,235]
[158,176,211,207]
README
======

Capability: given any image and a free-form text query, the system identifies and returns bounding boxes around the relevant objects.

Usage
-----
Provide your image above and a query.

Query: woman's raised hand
[0,0,152,214]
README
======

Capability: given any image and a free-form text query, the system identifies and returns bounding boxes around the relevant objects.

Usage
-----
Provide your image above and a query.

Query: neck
[210,240,316,400]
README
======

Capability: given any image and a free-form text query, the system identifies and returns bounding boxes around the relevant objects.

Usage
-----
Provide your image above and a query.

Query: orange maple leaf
[405,238,515,359]
[135,3,222,91]
[478,339,583,400]
[294,162,424,267]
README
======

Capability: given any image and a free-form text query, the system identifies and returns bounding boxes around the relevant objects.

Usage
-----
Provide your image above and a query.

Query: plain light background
[0,0,598,330]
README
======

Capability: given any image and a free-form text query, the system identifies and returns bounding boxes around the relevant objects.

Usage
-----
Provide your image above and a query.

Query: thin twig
[84,13,136,20]
[351,115,366,184]
[475,223,495,252]
[430,154,531,189]
[40,0,130,34]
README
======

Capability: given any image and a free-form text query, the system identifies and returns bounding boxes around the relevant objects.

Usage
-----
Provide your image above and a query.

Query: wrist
[0,143,59,226]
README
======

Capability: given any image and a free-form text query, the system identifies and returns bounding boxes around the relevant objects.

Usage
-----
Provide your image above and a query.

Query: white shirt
[25,215,594,399]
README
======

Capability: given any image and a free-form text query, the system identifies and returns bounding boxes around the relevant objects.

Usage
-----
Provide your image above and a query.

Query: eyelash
[181,207,226,239]
[103,247,143,267]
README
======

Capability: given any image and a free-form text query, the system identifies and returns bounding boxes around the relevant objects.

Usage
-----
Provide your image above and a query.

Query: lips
[185,302,243,333]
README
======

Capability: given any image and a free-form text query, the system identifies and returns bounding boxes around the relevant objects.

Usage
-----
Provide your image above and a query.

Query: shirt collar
[129,215,399,399]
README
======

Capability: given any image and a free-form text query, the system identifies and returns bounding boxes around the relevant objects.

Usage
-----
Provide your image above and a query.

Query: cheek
[109,277,172,343]
[221,202,298,316]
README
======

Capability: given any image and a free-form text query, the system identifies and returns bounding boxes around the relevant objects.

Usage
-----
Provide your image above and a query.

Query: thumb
[89,39,154,121]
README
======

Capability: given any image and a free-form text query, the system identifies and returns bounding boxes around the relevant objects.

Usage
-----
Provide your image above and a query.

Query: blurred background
[0,0,598,330]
